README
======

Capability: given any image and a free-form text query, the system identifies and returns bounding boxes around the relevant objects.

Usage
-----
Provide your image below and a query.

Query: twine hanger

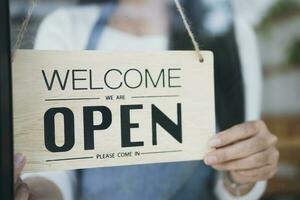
[12,0,37,62]
[13,0,204,63]
[174,0,204,63]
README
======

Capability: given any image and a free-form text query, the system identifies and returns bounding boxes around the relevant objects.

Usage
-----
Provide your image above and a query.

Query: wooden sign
[12,50,215,172]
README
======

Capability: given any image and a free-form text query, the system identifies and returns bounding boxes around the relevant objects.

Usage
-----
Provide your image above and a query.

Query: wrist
[223,171,255,197]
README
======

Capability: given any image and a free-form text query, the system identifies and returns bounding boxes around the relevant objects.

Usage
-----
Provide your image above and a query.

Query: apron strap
[85,3,117,50]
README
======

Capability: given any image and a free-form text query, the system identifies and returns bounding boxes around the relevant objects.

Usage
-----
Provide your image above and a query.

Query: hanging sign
[12,50,215,172]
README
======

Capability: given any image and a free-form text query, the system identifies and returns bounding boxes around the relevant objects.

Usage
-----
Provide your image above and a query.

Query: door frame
[0,0,14,199]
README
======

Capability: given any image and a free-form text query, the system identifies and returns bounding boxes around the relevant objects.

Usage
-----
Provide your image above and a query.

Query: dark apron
[79,2,244,200]
[85,3,116,50]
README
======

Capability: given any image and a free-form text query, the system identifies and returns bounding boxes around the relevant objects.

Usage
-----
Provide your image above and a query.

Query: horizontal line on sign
[45,97,100,101]
[141,150,182,155]
[46,156,94,162]
[131,95,180,99]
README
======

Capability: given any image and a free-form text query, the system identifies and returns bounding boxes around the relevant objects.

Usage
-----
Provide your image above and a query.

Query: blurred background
[9,0,300,199]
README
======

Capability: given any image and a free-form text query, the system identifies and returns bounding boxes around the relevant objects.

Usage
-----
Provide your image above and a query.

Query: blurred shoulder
[35,5,101,50]
[41,5,101,28]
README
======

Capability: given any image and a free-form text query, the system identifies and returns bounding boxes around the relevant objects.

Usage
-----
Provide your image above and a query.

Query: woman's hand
[14,154,30,200]
[14,154,64,200]
[204,120,279,185]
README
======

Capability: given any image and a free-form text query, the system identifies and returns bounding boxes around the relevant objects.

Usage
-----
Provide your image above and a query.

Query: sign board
[12,50,215,172]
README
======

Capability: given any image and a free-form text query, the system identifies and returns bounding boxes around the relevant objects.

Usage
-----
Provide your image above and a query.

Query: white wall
[232,0,277,26]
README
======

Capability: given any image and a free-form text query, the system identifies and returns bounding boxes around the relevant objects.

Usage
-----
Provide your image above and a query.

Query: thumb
[14,153,26,183]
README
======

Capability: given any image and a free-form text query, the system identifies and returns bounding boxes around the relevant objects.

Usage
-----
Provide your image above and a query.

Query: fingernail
[209,138,221,147]
[14,153,25,166]
[204,156,218,165]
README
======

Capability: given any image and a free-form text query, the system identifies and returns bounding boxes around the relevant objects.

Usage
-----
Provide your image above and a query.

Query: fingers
[14,154,29,200]
[211,147,279,171]
[14,154,26,183]
[15,182,29,200]
[205,121,278,165]
[206,121,279,184]
[15,178,23,193]
[209,121,266,148]
[205,135,273,165]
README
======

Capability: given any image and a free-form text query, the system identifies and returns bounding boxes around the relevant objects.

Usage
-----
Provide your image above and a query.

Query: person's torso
[35,3,244,199]
[78,4,216,200]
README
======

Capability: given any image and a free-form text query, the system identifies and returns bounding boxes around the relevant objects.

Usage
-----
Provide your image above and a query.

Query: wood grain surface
[12,50,215,173]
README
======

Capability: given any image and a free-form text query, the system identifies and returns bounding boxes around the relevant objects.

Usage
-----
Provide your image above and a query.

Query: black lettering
[42,70,70,91]
[168,68,181,88]
[121,105,144,147]
[72,69,88,90]
[104,69,123,89]
[124,69,143,89]
[152,104,182,145]
[44,107,75,152]
[83,106,112,150]
[89,69,103,90]
[145,69,165,88]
